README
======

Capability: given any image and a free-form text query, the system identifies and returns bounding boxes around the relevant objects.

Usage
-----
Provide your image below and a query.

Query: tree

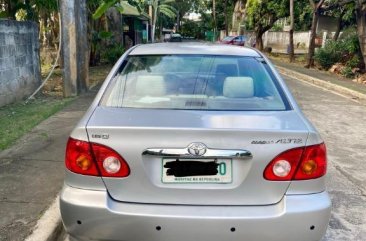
[289,0,295,62]
[172,0,201,32]
[305,0,326,68]
[322,1,356,41]
[213,0,217,38]
[246,0,289,51]
[231,0,247,35]
[356,0,366,68]
[150,0,176,42]
[213,0,236,36]
[306,0,356,68]
[224,0,229,35]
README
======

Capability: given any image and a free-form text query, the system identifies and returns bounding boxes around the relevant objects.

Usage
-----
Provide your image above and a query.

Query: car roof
[129,43,261,57]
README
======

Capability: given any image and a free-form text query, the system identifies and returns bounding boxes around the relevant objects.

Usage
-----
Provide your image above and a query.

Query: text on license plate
[162,159,232,184]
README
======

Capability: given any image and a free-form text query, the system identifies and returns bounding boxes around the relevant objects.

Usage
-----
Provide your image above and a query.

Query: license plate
[162,159,232,184]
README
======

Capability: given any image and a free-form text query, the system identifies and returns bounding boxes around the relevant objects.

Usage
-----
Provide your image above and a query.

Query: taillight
[65,138,99,176]
[294,143,327,180]
[91,142,130,177]
[65,138,130,177]
[264,143,327,181]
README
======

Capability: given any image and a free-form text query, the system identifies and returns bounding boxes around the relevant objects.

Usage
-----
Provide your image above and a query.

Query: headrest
[135,75,166,96]
[223,77,254,98]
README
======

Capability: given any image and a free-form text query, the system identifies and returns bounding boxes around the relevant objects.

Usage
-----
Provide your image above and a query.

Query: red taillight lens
[264,147,304,181]
[65,138,99,176]
[65,138,130,177]
[264,143,327,181]
[294,143,327,180]
[91,142,130,177]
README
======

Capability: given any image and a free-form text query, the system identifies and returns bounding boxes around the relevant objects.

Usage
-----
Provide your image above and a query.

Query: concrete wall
[220,31,311,54]
[0,20,41,107]
[264,31,310,54]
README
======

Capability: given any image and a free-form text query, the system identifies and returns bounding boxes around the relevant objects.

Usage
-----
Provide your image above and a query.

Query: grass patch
[268,53,308,66]
[0,64,111,151]
[0,97,75,150]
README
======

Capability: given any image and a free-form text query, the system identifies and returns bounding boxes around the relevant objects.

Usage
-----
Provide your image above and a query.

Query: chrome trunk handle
[142,143,252,160]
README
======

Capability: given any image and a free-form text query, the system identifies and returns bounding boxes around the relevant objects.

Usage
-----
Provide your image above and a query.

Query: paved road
[284,76,366,241]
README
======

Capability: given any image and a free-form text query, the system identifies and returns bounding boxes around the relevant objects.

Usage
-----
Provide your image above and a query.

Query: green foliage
[295,1,312,31]
[6,0,58,21]
[315,30,361,74]
[180,19,207,39]
[341,66,354,78]
[339,29,360,53]
[0,11,8,18]
[102,44,125,64]
[246,0,289,31]
[90,30,124,64]
[92,0,144,19]
[314,41,344,70]
[159,4,177,18]
[271,23,283,31]
[346,55,360,68]
[93,0,119,19]
[98,31,114,39]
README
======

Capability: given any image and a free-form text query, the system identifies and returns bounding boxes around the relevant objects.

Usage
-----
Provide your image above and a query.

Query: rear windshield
[102,55,289,111]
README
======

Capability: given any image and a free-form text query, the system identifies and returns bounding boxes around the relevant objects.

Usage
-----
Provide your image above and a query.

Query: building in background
[121,1,150,47]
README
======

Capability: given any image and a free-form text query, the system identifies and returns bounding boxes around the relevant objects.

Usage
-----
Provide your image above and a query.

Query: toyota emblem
[187,142,207,156]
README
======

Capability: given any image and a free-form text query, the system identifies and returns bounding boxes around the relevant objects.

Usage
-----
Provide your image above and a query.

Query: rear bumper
[60,185,331,241]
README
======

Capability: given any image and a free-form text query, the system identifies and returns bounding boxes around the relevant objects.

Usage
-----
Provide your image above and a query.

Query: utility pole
[289,0,295,62]
[224,0,228,36]
[148,1,153,42]
[60,0,89,97]
[151,0,158,43]
[213,0,217,41]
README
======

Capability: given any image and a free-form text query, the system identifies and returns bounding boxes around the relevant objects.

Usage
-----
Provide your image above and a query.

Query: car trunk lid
[86,107,309,205]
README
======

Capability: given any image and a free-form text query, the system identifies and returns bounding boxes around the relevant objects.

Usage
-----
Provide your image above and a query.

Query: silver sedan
[60,43,331,241]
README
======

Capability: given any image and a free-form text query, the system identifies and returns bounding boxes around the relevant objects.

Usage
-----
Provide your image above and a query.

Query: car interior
[104,56,287,110]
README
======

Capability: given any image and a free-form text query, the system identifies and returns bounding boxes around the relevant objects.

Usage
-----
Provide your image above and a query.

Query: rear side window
[102,55,289,111]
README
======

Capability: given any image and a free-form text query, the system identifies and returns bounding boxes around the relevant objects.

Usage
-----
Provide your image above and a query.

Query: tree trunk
[231,0,247,35]
[224,0,228,36]
[306,9,319,68]
[356,2,366,69]
[40,13,48,46]
[60,0,89,96]
[159,15,163,41]
[256,30,264,51]
[213,0,217,41]
[6,0,16,19]
[333,12,344,41]
[289,0,295,62]
[60,0,78,97]
[151,1,158,42]
[149,5,153,42]
[106,7,122,44]
[232,1,239,33]
[176,11,180,32]
[76,0,89,92]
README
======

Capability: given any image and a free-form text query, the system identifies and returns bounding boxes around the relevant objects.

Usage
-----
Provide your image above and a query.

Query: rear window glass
[102,55,289,111]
